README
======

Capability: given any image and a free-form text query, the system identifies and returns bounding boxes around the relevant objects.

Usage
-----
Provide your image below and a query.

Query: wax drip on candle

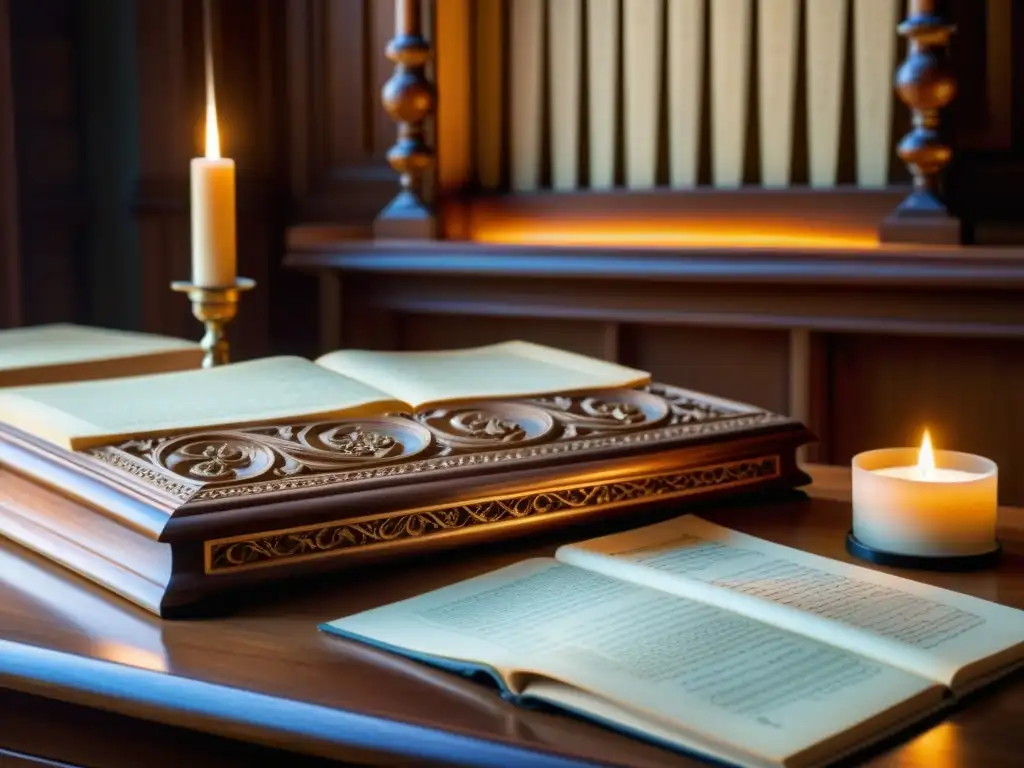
[918,429,935,480]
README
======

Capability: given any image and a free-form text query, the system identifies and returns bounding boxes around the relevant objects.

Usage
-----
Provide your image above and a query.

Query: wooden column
[0,0,19,327]
[880,0,961,244]
[374,0,437,239]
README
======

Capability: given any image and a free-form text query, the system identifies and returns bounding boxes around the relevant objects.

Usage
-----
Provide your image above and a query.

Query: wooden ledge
[285,235,1024,290]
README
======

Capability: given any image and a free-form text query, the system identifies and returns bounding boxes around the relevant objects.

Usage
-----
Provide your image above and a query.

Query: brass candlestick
[171,277,255,368]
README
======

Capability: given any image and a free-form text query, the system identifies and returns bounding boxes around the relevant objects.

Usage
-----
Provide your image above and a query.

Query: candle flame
[917,429,935,478]
[202,0,220,159]
[205,94,221,160]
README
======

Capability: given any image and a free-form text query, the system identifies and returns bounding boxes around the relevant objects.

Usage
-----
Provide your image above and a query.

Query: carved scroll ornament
[85,384,784,502]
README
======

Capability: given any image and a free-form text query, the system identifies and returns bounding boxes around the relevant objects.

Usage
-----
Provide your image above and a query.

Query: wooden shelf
[286,235,1024,291]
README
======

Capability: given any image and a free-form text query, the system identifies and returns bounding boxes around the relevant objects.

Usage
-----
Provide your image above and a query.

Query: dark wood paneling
[285,0,397,224]
[830,334,1024,504]
[947,0,1024,230]
[951,0,1014,152]
[79,0,143,330]
[8,0,88,325]
[0,0,18,328]
[133,0,191,339]
[623,325,790,415]
[396,312,611,360]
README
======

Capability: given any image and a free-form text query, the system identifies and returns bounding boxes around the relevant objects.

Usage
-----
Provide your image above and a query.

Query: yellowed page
[0,356,405,450]
[0,324,202,386]
[557,516,1024,690]
[324,559,941,767]
[315,341,650,409]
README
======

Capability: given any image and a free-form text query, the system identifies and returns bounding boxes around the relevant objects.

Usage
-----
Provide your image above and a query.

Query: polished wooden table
[0,466,1021,768]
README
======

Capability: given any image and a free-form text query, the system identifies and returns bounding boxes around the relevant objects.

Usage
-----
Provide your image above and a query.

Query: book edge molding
[0,488,170,615]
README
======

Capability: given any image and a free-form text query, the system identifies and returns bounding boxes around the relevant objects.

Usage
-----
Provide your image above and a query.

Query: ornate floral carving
[205,456,780,573]
[323,428,400,458]
[415,402,554,453]
[580,397,645,423]
[98,418,433,486]
[180,441,255,480]
[450,411,526,442]
[82,385,794,501]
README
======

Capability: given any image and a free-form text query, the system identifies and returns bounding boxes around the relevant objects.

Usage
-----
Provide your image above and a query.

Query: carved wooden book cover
[0,383,812,617]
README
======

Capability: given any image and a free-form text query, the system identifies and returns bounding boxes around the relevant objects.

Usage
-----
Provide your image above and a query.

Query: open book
[322,516,1024,768]
[0,341,649,450]
[0,324,202,387]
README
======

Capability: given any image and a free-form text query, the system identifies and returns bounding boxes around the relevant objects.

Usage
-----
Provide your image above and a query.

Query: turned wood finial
[375,0,437,239]
[880,0,960,244]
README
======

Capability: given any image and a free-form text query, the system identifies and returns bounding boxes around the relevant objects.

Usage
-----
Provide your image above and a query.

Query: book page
[315,341,650,408]
[323,559,941,767]
[0,324,202,386]
[557,517,1024,690]
[0,356,405,450]
[0,324,198,369]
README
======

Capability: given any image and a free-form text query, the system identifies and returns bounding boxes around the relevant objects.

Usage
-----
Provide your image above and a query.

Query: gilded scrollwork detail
[205,456,780,573]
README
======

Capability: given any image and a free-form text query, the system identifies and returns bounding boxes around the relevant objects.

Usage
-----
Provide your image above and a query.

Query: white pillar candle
[190,81,236,287]
[852,433,998,558]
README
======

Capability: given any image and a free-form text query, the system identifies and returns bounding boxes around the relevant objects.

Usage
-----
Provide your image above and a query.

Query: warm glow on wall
[469,220,879,251]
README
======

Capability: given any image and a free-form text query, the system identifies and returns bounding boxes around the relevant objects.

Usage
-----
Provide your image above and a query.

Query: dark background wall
[0,0,401,357]
[2,0,1024,503]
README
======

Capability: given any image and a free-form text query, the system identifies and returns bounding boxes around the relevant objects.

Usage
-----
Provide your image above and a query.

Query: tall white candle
[852,431,998,558]
[190,11,236,288]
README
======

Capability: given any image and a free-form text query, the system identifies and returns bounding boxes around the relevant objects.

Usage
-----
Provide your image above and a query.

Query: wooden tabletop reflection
[0,465,1021,767]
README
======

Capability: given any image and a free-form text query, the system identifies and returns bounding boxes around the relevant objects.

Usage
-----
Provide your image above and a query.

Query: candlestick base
[845,532,1001,572]
[171,277,255,368]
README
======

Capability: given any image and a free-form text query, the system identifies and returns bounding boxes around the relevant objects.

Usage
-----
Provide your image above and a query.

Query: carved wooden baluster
[375,0,436,238]
[880,0,960,244]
